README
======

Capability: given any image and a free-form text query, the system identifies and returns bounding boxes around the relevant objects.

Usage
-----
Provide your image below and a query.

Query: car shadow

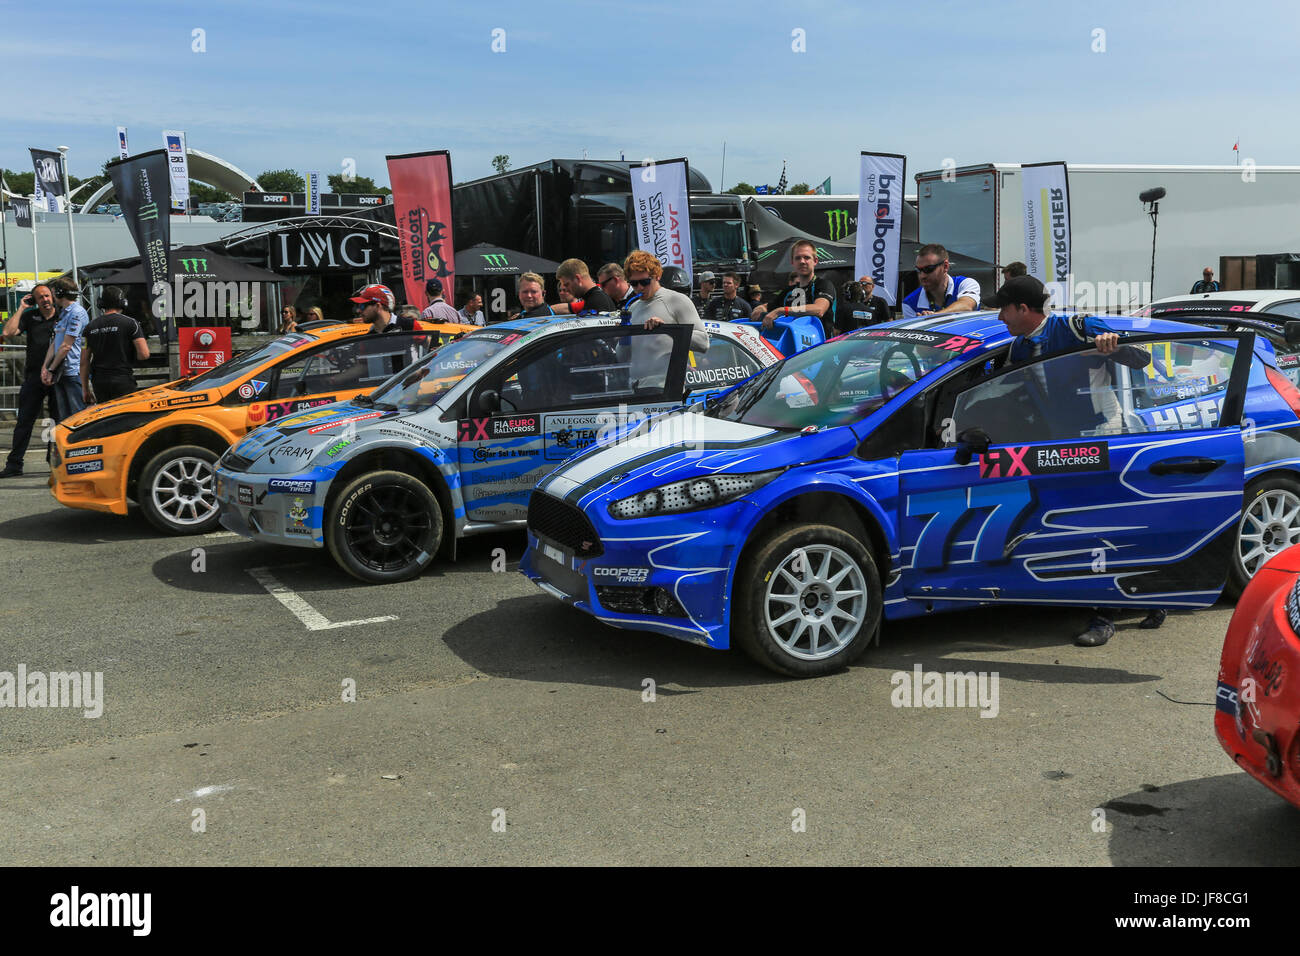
[1105,773,1300,865]
[0,505,169,544]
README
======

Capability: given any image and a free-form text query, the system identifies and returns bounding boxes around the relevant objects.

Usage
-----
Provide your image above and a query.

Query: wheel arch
[324,445,456,560]
[127,424,232,501]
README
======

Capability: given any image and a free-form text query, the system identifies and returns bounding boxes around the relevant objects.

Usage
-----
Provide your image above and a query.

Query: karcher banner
[304,170,321,216]
[162,130,190,213]
[630,158,693,283]
[1021,161,1071,304]
[855,151,906,305]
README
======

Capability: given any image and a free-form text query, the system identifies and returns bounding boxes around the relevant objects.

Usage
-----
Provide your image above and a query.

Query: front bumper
[1216,585,1300,808]
[214,467,327,548]
[50,440,129,516]
[520,495,746,649]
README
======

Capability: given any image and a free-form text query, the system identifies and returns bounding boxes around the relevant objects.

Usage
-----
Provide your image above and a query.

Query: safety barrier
[0,344,26,413]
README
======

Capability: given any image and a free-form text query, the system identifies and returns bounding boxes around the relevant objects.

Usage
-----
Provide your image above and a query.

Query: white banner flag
[305,170,321,216]
[630,157,693,283]
[162,130,190,212]
[1021,161,1071,305]
[117,126,129,160]
[855,152,906,305]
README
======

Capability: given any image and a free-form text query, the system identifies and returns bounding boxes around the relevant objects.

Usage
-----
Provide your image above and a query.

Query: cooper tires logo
[338,483,372,526]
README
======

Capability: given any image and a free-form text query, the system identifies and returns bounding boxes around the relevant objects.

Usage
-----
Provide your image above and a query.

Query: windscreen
[175,332,320,391]
[709,329,979,430]
[366,330,514,414]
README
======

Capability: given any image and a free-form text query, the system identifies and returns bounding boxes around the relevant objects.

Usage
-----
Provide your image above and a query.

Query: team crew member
[81,285,149,404]
[420,278,461,323]
[350,284,406,333]
[1001,261,1027,282]
[703,273,753,322]
[0,285,59,478]
[988,275,1164,647]
[625,250,708,387]
[458,293,486,326]
[903,244,980,319]
[552,258,616,315]
[750,239,836,338]
[596,262,640,311]
[692,271,716,317]
[41,279,89,420]
[1190,267,1220,294]
[516,272,556,318]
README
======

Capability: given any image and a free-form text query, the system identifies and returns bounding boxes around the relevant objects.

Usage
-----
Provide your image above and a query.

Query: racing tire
[1230,474,1300,599]
[139,444,222,535]
[733,523,882,677]
[325,470,443,584]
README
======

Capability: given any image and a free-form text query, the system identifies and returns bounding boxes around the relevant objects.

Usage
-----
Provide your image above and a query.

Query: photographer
[0,285,59,478]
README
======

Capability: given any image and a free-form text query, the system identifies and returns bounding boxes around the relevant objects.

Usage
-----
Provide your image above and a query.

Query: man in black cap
[420,277,460,323]
[985,274,1164,647]
[81,286,150,404]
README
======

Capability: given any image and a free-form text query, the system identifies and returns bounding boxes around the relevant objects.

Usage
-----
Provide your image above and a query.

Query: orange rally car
[51,320,474,534]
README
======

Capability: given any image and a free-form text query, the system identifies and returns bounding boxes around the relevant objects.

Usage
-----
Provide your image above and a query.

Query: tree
[190,182,235,202]
[492,154,510,175]
[2,170,36,196]
[328,173,387,195]
[725,182,757,195]
[257,169,305,192]
[789,182,810,195]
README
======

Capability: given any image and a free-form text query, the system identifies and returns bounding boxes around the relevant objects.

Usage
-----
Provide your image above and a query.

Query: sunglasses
[916,261,946,276]
[628,277,654,287]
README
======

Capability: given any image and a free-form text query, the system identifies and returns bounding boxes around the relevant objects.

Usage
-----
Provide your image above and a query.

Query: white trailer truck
[915,163,1300,309]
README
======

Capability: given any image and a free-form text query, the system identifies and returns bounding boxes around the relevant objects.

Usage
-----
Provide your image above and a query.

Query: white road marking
[203,531,240,540]
[247,567,398,631]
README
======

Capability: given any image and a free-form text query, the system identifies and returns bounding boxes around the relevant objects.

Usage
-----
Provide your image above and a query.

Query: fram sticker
[979,443,1109,478]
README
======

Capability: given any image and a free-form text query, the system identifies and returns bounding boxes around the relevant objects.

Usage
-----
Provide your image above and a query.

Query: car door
[684,333,765,404]
[896,331,1255,607]
[457,325,692,522]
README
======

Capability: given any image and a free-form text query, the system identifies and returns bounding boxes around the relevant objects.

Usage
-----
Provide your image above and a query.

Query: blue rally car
[521,312,1300,675]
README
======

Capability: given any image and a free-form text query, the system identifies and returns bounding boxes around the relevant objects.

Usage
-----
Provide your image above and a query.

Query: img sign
[386,149,455,312]
[269,229,378,272]
[856,151,906,305]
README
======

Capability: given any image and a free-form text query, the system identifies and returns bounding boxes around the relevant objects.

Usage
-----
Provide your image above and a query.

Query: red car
[1216,542,1300,807]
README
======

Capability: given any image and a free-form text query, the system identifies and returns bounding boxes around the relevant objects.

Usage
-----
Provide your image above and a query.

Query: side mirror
[475,389,500,415]
[1285,321,1300,348]
[953,426,991,465]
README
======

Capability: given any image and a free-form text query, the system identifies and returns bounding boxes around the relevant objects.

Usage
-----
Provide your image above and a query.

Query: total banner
[30,148,64,213]
[162,130,190,212]
[1021,161,1071,305]
[107,150,173,339]
[630,157,693,283]
[855,151,906,305]
[12,198,32,229]
[386,150,455,312]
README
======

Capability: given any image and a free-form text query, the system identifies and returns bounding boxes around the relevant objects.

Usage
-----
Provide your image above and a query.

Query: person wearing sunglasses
[596,262,639,310]
[280,304,298,334]
[750,239,836,338]
[902,243,980,319]
[623,250,709,390]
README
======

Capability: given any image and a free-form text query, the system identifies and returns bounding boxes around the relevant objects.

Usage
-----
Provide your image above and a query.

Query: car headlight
[607,469,782,519]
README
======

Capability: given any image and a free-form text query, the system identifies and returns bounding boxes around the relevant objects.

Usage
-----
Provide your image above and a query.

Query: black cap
[983,274,1049,309]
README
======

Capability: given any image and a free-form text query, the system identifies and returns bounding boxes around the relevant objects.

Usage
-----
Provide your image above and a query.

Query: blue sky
[2,0,1291,192]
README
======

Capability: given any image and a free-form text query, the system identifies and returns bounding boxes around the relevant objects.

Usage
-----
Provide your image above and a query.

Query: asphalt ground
[1,440,1297,867]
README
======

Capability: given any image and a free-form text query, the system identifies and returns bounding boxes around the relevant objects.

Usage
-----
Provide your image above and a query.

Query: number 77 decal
[907,480,1036,570]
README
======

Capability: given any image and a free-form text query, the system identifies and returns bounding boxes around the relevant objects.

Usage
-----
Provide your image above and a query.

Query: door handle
[1148,456,1224,475]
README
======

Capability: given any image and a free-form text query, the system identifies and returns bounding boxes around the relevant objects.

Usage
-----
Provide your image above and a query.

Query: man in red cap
[350,284,405,334]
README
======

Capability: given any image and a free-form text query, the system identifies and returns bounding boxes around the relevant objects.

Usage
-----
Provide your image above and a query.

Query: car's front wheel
[139,444,222,534]
[733,524,882,677]
[1231,474,1300,597]
[325,470,443,584]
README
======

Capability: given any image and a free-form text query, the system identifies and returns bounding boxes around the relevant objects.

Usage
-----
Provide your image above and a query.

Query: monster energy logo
[481,253,510,268]
[138,202,159,221]
[180,258,209,273]
[824,208,851,241]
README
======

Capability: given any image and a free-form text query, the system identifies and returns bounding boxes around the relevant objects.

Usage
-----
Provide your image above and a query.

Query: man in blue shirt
[902,244,980,319]
[40,280,89,420]
[986,275,1165,646]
